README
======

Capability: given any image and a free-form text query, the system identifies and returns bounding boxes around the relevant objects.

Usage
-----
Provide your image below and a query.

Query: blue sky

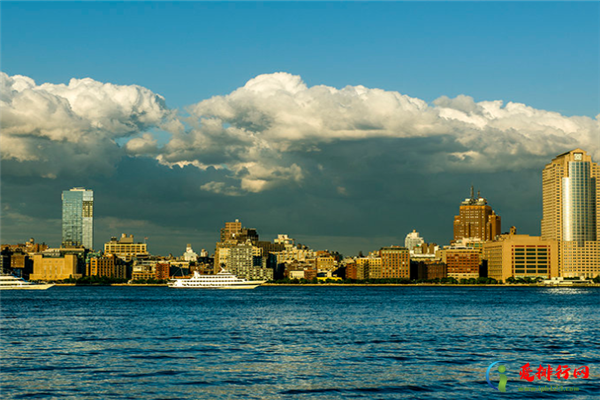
[1,1,599,256]
[3,1,599,115]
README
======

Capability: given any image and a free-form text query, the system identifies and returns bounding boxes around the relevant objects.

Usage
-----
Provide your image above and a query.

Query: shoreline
[263,283,600,287]
[49,283,600,288]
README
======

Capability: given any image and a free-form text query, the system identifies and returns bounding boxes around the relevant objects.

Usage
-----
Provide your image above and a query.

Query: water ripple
[1,286,598,399]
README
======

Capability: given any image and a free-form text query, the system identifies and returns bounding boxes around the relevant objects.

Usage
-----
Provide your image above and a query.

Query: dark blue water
[1,286,598,399]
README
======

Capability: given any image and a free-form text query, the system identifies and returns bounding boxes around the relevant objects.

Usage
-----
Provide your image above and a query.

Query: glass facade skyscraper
[562,160,596,244]
[62,187,94,250]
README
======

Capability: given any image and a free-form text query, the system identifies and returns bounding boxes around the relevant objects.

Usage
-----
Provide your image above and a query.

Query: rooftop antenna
[477,190,481,198]
[470,185,474,200]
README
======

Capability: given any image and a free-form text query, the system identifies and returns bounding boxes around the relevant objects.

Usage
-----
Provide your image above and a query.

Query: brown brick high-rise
[453,187,501,242]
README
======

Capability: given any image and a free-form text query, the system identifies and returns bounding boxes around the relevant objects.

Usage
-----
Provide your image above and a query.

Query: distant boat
[168,269,265,289]
[0,274,55,290]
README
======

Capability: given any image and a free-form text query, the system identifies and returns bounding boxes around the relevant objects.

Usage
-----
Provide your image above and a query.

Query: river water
[1,286,598,399]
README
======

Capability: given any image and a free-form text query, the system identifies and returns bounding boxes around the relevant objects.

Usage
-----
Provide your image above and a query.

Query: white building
[183,244,198,262]
[405,230,425,252]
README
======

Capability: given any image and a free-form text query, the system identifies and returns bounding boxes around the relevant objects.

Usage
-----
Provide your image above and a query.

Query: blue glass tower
[62,187,94,249]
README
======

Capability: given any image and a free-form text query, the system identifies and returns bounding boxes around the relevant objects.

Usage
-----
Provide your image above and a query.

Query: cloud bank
[2,72,598,191]
[0,72,172,177]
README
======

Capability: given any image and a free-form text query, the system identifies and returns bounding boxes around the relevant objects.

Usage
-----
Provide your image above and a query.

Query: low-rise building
[345,262,358,280]
[482,234,558,282]
[31,254,79,281]
[104,234,149,262]
[87,254,127,279]
[380,247,410,279]
[410,261,447,281]
[367,257,382,279]
[439,247,481,280]
[316,253,336,273]
[155,263,170,280]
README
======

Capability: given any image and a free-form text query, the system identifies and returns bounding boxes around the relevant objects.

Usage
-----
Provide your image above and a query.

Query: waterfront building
[220,219,242,242]
[541,149,600,278]
[355,258,370,280]
[453,187,501,242]
[405,230,425,252]
[439,247,481,280]
[1,238,48,255]
[256,240,285,256]
[410,261,447,281]
[272,235,315,264]
[304,268,318,281]
[155,263,170,280]
[87,254,127,279]
[62,187,94,250]
[0,249,33,279]
[380,247,410,279]
[283,261,315,280]
[183,244,198,262]
[483,233,558,282]
[226,241,273,281]
[315,253,335,272]
[412,242,438,255]
[288,270,305,280]
[31,253,80,281]
[215,219,263,272]
[345,262,358,280]
[104,234,149,262]
[131,257,168,280]
[171,260,191,277]
[367,256,382,279]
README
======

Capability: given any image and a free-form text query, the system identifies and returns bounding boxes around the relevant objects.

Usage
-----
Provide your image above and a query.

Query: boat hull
[168,282,264,289]
[0,283,55,290]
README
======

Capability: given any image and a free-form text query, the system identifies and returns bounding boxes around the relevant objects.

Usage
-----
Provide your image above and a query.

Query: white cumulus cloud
[158,72,598,192]
[0,72,172,177]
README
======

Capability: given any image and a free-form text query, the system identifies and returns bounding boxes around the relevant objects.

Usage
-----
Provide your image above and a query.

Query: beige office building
[104,234,149,262]
[483,234,558,282]
[541,149,600,278]
[30,254,79,281]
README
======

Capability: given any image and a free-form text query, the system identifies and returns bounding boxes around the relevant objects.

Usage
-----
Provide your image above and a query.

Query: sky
[1,1,599,257]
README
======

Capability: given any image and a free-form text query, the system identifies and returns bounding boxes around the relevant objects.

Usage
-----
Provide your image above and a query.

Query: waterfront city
[2,149,599,286]
[1,2,599,399]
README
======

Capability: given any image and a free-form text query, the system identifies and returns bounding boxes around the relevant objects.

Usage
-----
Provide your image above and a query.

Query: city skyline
[1,2,599,256]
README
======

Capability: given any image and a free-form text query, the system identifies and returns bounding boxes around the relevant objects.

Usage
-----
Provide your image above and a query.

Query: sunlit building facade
[439,247,481,280]
[380,247,410,279]
[104,234,148,262]
[405,230,425,251]
[453,187,501,242]
[541,149,600,277]
[483,234,558,282]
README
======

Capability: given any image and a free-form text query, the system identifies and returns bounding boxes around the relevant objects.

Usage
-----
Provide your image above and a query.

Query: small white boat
[168,269,265,289]
[0,274,55,290]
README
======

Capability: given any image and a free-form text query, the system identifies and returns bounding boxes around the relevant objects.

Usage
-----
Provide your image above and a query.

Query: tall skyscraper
[62,187,94,250]
[541,149,599,277]
[453,187,501,242]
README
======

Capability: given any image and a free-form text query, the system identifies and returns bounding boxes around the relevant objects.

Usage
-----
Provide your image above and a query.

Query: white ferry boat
[0,274,55,290]
[168,269,265,289]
